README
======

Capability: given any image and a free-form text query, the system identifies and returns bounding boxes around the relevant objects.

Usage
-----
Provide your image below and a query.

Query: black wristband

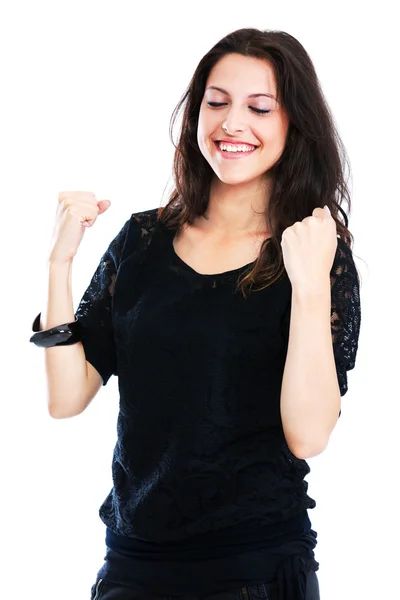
[29,312,85,348]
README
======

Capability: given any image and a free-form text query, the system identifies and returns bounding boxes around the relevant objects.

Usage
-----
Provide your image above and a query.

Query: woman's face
[197,53,290,187]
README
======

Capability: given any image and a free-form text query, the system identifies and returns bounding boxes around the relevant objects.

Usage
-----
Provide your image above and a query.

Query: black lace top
[74,207,361,596]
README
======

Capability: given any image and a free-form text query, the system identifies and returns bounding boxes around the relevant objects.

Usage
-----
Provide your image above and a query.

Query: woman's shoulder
[130,207,160,230]
[125,207,161,239]
[119,207,162,262]
[332,236,359,280]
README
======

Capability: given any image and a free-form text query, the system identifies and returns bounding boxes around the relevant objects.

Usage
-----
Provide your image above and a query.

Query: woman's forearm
[280,278,341,459]
[40,260,90,417]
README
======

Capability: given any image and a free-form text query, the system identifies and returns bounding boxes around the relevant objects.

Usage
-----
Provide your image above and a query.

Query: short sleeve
[330,238,361,401]
[74,217,131,386]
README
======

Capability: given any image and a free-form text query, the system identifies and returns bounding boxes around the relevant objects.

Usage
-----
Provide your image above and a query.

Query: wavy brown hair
[158,27,355,297]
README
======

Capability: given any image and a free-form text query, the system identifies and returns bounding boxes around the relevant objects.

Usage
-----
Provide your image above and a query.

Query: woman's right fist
[49,191,111,263]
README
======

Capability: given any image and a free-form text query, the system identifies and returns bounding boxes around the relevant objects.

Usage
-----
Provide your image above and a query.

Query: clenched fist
[281,205,337,289]
[49,191,111,263]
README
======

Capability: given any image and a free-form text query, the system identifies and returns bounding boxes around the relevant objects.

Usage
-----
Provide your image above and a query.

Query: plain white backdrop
[1,1,398,599]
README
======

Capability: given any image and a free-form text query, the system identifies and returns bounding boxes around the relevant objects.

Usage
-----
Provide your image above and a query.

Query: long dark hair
[158,28,355,297]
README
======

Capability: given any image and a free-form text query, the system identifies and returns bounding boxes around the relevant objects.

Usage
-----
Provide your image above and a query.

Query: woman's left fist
[281,205,338,288]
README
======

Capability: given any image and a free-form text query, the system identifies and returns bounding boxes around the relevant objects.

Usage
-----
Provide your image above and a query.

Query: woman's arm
[280,278,341,460]
[41,259,96,418]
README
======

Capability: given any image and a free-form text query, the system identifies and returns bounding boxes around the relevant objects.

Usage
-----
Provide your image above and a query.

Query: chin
[214,170,261,187]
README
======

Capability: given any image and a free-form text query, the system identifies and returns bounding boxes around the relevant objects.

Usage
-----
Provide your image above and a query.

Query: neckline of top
[168,228,256,278]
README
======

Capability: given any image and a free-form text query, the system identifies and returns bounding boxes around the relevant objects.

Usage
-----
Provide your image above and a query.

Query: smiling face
[197,53,290,187]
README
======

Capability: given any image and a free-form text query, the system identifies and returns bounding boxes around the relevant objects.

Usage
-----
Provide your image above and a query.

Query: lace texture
[74,211,156,384]
[330,238,361,396]
[74,209,361,542]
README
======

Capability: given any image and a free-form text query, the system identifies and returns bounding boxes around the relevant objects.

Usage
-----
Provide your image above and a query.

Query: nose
[222,108,245,136]
[222,122,244,135]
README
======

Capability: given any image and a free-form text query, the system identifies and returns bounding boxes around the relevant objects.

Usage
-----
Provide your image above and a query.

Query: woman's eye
[206,102,270,114]
[250,107,271,115]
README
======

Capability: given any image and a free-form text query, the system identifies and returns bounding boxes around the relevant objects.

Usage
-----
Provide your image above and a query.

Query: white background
[1,1,398,599]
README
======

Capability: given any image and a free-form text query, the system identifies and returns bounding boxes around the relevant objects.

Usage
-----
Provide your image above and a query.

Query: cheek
[196,125,208,157]
[197,110,207,145]
[197,115,217,155]
[259,122,288,150]
[198,106,221,137]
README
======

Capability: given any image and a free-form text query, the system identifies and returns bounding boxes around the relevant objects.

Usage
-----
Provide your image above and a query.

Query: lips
[215,140,259,150]
[214,141,259,159]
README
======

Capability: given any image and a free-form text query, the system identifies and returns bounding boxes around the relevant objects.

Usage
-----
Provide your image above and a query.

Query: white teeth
[218,142,256,153]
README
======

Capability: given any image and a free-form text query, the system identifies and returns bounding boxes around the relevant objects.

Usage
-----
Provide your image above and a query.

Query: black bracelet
[29,312,85,348]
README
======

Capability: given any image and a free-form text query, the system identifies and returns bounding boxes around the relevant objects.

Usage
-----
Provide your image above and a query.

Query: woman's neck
[204,176,272,235]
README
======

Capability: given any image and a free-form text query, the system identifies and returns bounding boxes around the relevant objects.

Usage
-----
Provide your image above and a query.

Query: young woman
[31,28,361,600]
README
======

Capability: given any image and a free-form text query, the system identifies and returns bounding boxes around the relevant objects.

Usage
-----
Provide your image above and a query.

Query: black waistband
[98,513,318,598]
[105,511,311,560]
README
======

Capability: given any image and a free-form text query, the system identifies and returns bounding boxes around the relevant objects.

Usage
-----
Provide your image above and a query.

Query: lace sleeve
[330,237,361,399]
[280,237,361,406]
[74,217,131,386]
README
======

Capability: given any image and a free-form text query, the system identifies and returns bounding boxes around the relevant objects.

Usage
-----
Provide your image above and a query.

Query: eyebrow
[205,85,278,101]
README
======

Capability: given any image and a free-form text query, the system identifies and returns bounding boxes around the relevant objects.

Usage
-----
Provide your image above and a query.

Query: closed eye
[207,102,271,115]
